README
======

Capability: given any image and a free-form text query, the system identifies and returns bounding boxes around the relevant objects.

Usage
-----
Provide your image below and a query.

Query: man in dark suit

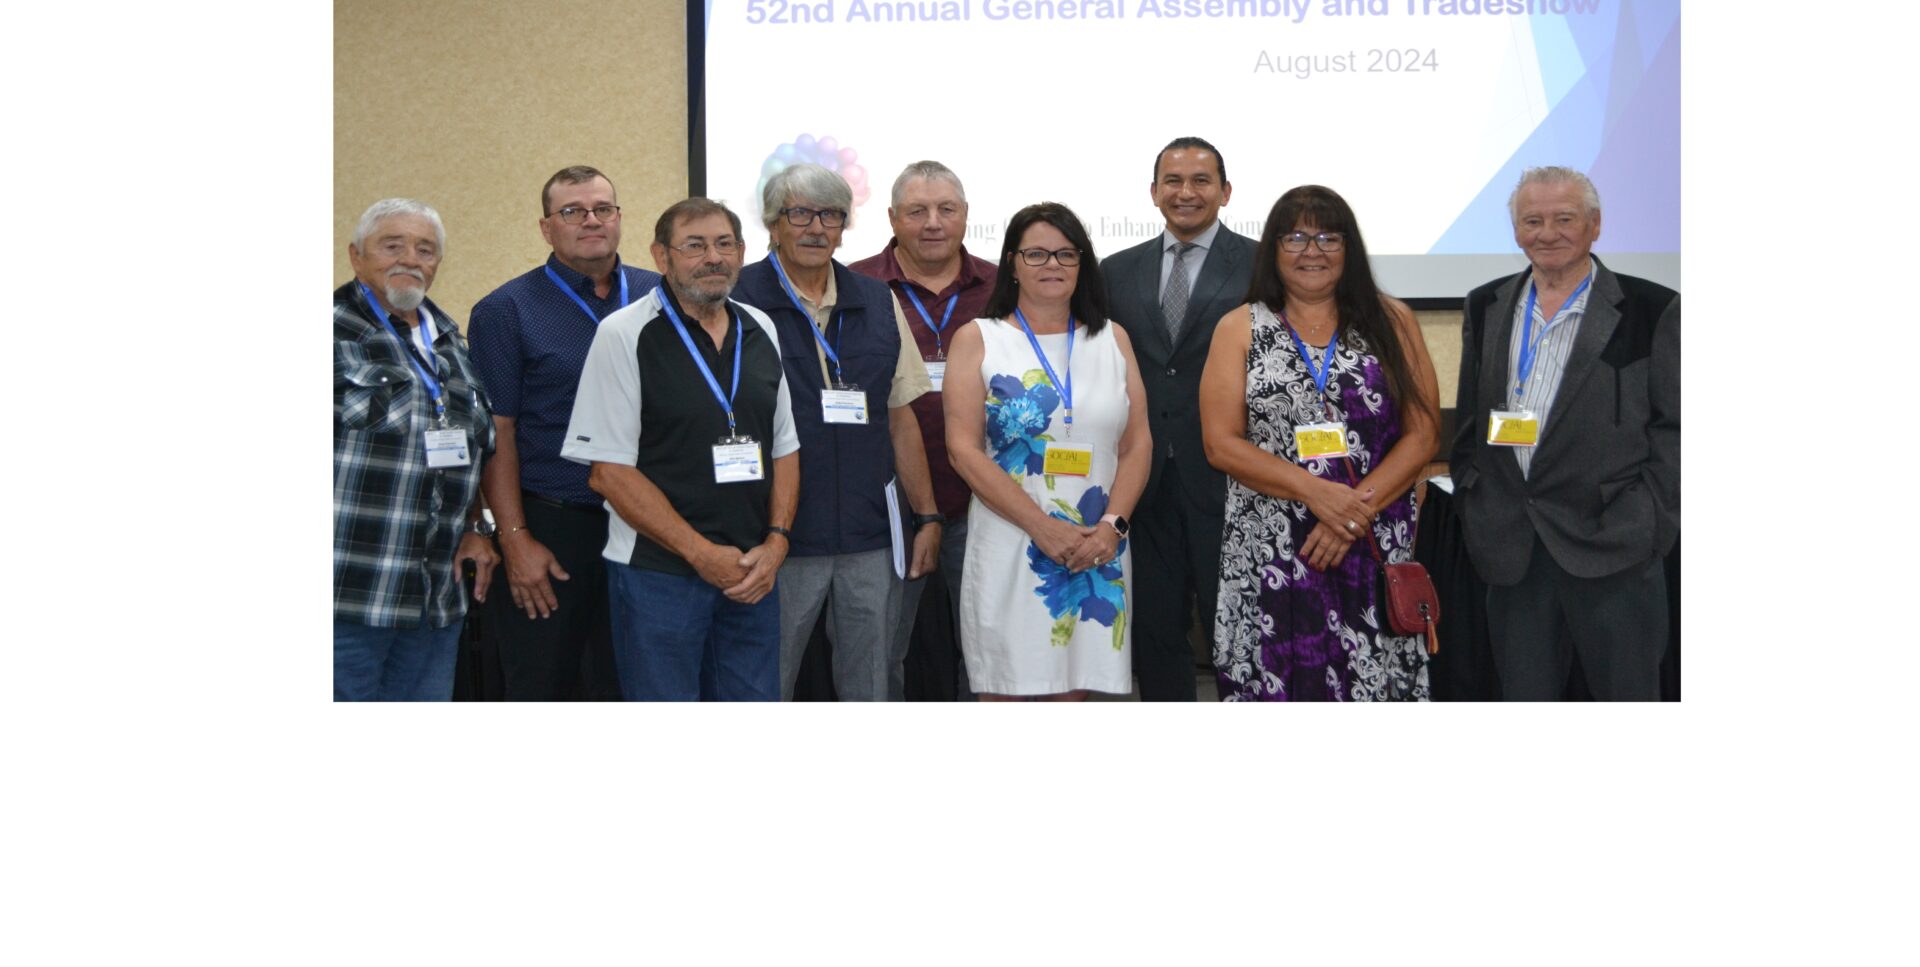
[1101,137,1255,701]
[1450,167,1680,701]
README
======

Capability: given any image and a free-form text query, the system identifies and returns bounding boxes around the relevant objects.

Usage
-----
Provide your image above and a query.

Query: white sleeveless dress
[958,317,1134,696]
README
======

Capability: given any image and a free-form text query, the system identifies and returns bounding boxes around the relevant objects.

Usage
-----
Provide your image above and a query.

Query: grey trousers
[890,515,972,701]
[778,548,904,701]
[1487,536,1669,701]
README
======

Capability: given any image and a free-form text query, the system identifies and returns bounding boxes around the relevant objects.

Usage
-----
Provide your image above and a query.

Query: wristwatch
[911,513,947,530]
[1099,513,1130,537]
[469,518,498,538]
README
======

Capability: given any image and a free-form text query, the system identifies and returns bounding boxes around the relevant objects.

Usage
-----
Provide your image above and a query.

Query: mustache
[387,267,427,282]
[692,263,732,279]
[795,236,832,248]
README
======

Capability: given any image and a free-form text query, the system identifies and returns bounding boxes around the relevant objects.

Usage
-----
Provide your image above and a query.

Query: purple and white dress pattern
[1213,302,1429,701]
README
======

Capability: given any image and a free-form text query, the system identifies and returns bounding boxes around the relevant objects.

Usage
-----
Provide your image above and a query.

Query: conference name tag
[1042,441,1094,477]
[1487,410,1540,447]
[821,387,868,425]
[1294,421,1350,461]
[712,437,764,483]
[423,427,471,468]
[925,360,946,393]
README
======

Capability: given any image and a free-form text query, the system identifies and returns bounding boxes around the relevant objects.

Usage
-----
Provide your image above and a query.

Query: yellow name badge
[1487,410,1540,447]
[1293,421,1350,461]
[1042,441,1094,477]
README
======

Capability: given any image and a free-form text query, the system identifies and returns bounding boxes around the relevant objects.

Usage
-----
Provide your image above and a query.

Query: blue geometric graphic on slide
[1431,0,1679,253]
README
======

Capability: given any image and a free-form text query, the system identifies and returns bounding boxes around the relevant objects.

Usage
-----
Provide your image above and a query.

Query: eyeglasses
[1280,231,1345,254]
[778,206,848,228]
[549,205,621,225]
[1017,248,1082,267]
[667,238,741,258]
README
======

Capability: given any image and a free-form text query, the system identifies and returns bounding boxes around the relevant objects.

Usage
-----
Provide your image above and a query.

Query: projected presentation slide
[701,0,1678,298]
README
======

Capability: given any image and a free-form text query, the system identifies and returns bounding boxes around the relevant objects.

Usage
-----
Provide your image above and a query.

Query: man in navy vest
[469,165,664,700]
[733,164,940,701]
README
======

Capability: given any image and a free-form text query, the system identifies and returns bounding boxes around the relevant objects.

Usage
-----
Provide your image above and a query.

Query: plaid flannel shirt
[333,281,495,628]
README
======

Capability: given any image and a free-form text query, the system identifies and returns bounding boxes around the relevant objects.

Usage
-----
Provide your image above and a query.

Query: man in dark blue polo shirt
[562,198,800,701]
[468,165,663,701]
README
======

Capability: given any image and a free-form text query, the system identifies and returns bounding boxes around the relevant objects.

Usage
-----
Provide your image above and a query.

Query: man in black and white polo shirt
[562,198,800,701]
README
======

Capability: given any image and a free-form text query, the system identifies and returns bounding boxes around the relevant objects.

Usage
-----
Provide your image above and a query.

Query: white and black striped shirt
[1505,258,1596,478]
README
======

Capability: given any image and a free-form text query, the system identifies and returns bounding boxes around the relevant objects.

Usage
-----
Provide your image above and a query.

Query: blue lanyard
[901,284,958,357]
[1279,309,1340,402]
[655,286,744,437]
[770,251,846,384]
[1515,270,1594,399]
[544,263,629,325]
[1012,308,1075,428]
[359,283,446,421]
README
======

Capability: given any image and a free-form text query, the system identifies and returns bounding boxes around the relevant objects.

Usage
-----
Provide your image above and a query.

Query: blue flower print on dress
[985,371,1059,479]
[1025,486,1129,650]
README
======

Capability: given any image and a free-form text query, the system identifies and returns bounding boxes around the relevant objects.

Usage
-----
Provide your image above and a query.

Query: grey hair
[889,160,967,209]
[353,198,446,253]
[760,163,853,228]
[1508,166,1600,224]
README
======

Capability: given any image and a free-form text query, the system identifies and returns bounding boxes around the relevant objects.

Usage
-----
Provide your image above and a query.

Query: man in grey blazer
[1102,137,1256,701]
[1450,167,1680,701]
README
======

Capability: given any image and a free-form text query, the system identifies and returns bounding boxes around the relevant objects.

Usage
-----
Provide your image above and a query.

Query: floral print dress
[958,317,1133,696]
[1213,302,1429,701]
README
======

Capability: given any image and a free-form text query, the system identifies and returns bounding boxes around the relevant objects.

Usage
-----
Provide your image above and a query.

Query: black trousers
[483,494,620,701]
[1486,535,1669,701]
[1129,458,1224,702]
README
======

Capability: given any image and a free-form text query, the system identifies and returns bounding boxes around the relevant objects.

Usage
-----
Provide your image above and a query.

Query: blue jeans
[334,620,463,701]
[606,562,780,701]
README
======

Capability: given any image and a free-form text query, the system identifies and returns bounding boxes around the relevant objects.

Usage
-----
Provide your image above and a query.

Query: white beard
[385,284,427,312]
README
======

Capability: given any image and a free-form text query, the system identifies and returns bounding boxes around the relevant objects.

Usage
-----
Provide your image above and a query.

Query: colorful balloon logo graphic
[756,133,871,229]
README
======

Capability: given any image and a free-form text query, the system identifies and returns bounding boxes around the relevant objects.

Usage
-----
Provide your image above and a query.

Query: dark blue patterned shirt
[468,254,663,505]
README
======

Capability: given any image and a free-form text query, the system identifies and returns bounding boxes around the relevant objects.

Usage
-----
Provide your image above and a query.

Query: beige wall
[334,0,688,328]
[333,0,1469,404]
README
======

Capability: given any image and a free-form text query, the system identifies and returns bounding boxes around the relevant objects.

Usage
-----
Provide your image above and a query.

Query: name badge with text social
[822,387,868,425]
[1487,410,1540,447]
[424,428,471,468]
[1043,441,1094,477]
[712,437,764,483]
[1293,421,1350,461]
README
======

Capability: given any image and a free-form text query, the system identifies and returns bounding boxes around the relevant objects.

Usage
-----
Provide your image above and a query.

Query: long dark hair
[1247,185,1417,413]
[981,202,1109,335]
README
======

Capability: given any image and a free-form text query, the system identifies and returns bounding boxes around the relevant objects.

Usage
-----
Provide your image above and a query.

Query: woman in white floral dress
[943,203,1152,700]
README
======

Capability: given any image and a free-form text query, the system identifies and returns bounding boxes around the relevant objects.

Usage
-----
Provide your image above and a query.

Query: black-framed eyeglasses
[1017,247,1082,267]
[1280,231,1345,254]
[668,238,741,258]
[779,206,848,229]
[550,204,621,225]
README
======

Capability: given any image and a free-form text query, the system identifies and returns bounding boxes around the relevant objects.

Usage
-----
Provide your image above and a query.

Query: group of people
[334,137,1680,702]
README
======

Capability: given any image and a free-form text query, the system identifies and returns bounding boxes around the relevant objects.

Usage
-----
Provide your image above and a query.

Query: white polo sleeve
[561,296,653,467]
[740,302,801,459]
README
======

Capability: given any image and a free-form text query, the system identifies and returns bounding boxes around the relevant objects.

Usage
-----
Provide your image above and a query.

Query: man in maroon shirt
[849,161,998,700]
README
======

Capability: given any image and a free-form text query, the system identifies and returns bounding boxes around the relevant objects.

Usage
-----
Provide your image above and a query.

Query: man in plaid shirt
[334,198,499,701]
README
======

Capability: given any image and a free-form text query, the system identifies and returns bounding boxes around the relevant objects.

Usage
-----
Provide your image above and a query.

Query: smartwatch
[911,513,947,530]
[1099,513,1129,537]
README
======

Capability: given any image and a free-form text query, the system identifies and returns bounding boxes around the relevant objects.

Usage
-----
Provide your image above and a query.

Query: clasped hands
[1032,515,1121,574]
[1299,480,1378,571]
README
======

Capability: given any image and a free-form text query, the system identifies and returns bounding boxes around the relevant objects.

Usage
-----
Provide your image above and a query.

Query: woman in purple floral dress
[944,203,1152,700]
[1198,186,1441,701]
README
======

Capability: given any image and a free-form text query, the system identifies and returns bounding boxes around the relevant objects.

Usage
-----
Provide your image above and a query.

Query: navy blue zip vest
[734,255,902,558]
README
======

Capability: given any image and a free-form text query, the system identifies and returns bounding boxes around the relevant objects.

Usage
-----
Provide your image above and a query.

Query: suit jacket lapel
[1481,270,1527,419]
[1132,241,1173,361]
[1535,261,1623,456]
